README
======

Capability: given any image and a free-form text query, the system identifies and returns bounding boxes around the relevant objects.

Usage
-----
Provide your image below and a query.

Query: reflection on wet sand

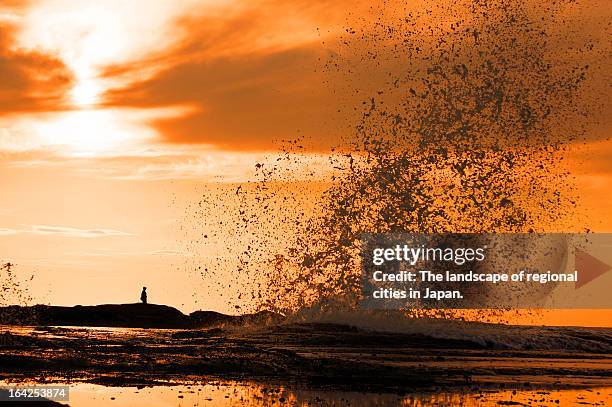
[1,381,610,406]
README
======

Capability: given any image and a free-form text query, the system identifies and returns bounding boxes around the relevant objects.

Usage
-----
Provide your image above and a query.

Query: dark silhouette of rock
[0,304,284,329]
[189,310,285,327]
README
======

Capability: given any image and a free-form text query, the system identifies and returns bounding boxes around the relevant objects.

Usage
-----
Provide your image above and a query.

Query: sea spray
[0,262,37,325]
[0,262,33,307]
[184,0,600,323]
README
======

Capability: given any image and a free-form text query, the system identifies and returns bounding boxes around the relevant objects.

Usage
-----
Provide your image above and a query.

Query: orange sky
[0,0,610,325]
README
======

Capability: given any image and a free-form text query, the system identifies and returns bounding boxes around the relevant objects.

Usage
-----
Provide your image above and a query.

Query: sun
[71,78,101,107]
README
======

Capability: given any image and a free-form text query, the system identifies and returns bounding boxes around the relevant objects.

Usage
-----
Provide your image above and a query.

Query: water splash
[187,0,599,321]
[0,262,34,316]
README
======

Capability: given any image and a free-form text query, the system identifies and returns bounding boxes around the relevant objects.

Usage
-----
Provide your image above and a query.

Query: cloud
[0,224,134,238]
[106,46,346,151]
[0,0,361,152]
[64,249,190,257]
[0,228,18,236]
[98,0,362,151]
[149,249,190,256]
[2,0,607,155]
[28,225,134,238]
[0,23,73,116]
[0,147,344,181]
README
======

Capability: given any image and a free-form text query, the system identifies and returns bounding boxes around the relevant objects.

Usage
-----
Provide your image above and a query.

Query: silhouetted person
[140,287,147,304]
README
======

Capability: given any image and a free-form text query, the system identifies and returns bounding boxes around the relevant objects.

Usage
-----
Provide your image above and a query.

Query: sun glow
[7,0,219,156]
[71,78,102,107]
[0,105,196,156]
[35,110,154,155]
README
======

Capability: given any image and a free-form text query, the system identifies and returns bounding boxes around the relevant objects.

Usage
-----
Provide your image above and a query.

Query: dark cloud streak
[105,47,349,150]
[0,24,73,116]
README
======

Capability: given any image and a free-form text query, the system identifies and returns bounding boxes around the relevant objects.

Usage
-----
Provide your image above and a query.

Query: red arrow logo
[575,248,611,289]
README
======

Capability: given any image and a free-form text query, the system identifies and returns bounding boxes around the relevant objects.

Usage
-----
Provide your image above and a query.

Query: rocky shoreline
[0,303,283,329]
